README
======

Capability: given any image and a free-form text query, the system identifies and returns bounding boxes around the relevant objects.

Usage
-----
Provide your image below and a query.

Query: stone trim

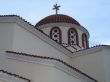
[0,70,30,82]
[6,51,98,82]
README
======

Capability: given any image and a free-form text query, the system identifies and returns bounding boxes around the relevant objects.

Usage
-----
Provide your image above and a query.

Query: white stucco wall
[72,47,110,82]
[103,49,110,82]
[72,50,105,82]
[3,57,83,82]
[0,73,27,82]
[0,23,14,52]
[0,52,6,69]
[0,80,5,82]
[12,23,71,63]
[0,21,72,63]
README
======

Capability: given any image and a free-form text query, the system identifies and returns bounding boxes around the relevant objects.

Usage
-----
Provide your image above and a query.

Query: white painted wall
[12,23,71,63]
[0,52,6,69]
[103,49,110,82]
[0,23,14,52]
[0,73,27,82]
[72,49,110,82]
[0,22,72,63]
[3,57,83,82]
[0,80,5,82]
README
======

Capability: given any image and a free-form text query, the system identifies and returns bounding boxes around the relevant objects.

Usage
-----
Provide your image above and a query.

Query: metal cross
[53,4,60,14]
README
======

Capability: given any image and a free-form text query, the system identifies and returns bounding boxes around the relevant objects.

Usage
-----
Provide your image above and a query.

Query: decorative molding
[5,51,97,82]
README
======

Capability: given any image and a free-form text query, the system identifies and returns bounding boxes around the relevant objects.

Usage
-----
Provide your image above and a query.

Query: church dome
[35,14,81,27]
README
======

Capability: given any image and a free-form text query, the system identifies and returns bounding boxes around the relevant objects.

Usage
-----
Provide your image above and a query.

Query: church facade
[0,5,110,82]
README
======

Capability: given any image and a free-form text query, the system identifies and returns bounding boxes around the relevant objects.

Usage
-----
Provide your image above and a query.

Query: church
[0,4,110,82]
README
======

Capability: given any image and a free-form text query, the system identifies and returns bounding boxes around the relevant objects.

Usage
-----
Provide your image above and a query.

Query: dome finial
[53,3,60,14]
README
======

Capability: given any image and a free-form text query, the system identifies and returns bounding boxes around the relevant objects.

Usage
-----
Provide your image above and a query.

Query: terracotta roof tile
[35,14,81,27]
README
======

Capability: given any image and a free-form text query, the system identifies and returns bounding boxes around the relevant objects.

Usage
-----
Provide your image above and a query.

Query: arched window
[50,27,62,44]
[68,28,79,46]
[82,33,88,48]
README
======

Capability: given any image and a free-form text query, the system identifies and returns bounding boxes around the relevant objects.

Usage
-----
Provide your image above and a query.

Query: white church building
[0,4,110,82]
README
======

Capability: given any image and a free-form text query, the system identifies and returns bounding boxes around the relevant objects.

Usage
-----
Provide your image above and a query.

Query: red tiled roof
[35,14,81,27]
[6,51,98,82]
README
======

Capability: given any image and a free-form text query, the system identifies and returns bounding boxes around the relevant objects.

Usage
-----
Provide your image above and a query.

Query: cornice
[5,51,97,82]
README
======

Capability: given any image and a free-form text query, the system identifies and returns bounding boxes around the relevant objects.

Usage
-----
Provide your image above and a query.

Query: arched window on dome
[50,27,62,44]
[68,28,79,46]
[82,33,88,49]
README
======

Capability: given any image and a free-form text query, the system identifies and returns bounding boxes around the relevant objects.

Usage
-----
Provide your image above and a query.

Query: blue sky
[0,0,110,46]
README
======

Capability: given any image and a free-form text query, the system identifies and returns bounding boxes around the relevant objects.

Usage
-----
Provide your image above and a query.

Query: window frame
[50,26,62,44]
[82,33,88,48]
[68,28,79,46]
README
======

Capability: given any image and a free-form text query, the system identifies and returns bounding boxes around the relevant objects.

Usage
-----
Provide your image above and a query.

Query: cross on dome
[53,4,60,14]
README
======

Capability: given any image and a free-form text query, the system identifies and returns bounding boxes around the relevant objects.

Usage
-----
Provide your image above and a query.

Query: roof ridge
[6,51,97,82]
[0,14,34,27]
[73,45,110,53]
[0,69,30,82]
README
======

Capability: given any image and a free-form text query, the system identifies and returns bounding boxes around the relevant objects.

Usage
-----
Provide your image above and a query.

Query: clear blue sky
[0,0,110,46]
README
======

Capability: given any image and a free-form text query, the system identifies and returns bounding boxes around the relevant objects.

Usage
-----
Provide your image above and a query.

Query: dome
[35,14,81,27]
